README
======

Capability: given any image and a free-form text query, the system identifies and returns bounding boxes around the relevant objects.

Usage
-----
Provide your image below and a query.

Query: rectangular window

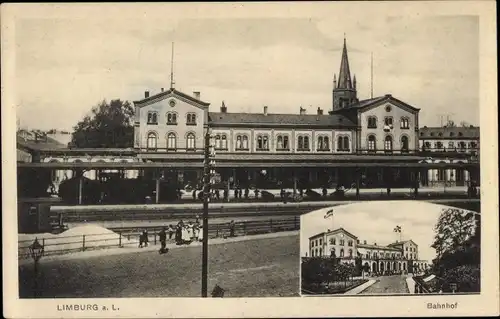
[384,117,393,126]
[147,112,158,125]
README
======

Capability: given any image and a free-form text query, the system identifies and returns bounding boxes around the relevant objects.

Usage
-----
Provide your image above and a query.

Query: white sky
[300,201,474,262]
[12,4,479,131]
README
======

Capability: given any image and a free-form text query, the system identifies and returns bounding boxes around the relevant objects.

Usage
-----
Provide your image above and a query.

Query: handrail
[18,216,300,259]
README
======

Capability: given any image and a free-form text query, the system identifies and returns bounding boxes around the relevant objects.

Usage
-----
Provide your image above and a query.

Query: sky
[300,201,473,263]
[13,5,479,131]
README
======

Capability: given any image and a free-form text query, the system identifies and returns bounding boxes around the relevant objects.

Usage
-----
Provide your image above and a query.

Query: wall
[360,102,418,151]
[136,95,206,151]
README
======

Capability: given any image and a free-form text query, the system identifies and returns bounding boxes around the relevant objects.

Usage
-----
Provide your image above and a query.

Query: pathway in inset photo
[360,275,409,294]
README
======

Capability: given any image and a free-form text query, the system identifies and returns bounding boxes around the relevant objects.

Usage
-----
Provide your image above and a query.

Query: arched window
[256,135,269,150]
[299,136,309,150]
[367,116,377,128]
[384,136,393,152]
[221,135,227,149]
[283,136,289,150]
[459,141,466,151]
[317,136,330,151]
[319,248,323,256]
[401,135,409,152]
[167,112,177,125]
[340,249,344,257]
[337,136,343,150]
[215,135,222,149]
[147,112,158,125]
[277,135,283,150]
[349,249,353,258]
[236,135,242,150]
[400,117,410,129]
[262,135,269,150]
[330,248,336,257]
[186,113,196,125]
[242,135,249,149]
[368,135,376,152]
[167,132,177,150]
[342,136,349,151]
[298,136,304,150]
[147,132,157,149]
[448,141,455,149]
[186,133,196,150]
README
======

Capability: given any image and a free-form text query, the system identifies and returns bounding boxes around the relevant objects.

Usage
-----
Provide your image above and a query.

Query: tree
[71,99,134,148]
[431,208,476,258]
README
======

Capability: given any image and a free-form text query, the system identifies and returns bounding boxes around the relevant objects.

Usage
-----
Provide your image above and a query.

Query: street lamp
[29,238,44,297]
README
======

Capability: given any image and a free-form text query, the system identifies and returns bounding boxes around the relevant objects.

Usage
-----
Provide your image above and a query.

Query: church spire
[337,35,352,89]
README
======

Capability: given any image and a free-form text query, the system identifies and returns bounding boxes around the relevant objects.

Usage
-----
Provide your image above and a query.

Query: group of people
[191,188,262,201]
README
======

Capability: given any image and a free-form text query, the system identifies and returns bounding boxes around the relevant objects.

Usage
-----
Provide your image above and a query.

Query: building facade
[130,37,422,189]
[308,227,428,274]
[18,37,480,196]
[418,126,479,187]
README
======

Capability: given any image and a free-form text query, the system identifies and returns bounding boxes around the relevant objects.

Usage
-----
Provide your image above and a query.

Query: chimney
[263,106,268,116]
[145,91,150,98]
[374,242,377,246]
[161,88,164,92]
[193,91,201,100]
[299,107,306,115]
[363,240,367,244]
[317,107,323,115]
[221,101,227,113]
[357,240,360,244]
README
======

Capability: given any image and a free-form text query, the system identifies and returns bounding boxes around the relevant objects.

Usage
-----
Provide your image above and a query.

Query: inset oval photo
[300,201,480,296]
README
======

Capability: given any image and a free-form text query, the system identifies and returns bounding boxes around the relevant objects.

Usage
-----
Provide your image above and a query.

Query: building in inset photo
[300,201,480,296]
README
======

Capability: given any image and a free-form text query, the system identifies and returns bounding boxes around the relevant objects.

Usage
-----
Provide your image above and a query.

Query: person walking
[158,227,168,254]
[229,220,236,237]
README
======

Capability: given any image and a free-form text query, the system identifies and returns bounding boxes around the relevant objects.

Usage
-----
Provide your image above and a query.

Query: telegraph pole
[201,127,213,297]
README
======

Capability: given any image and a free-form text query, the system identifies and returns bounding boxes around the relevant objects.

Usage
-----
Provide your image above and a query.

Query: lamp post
[202,128,215,297]
[29,238,44,297]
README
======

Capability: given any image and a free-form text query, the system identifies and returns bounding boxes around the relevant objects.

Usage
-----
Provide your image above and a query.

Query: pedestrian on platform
[175,221,183,245]
[322,188,327,197]
[234,188,238,199]
[139,230,149,248]
[158,227,168,254]
[223,188,228,201]
[192,190,196,200]
[245,188,249,199]
[229,220,235,237]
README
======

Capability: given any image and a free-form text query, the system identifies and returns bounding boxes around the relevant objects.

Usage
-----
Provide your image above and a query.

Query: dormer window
[186,113,197,125]
[167,112,177,125]
[147,112,158,125]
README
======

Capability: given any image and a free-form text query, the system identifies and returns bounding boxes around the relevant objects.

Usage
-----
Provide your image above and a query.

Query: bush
[442,265,480,293]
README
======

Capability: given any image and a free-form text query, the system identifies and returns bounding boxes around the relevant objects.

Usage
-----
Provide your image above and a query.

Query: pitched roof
[17,134,67,152]
[388,240,418,247]
[418,126,480,139]
[357,243,401,251]
[332,94,420,113]
[133,88,210,107]
[208,112,356,127]
[326,227,358,239]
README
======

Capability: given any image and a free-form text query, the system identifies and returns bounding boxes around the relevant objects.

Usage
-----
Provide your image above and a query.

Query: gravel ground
[19,235,300,298]
[360,275,410,294]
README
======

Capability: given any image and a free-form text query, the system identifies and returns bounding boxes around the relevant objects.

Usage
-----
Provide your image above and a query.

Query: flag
[324,209,334,219]
[393,225,402,233]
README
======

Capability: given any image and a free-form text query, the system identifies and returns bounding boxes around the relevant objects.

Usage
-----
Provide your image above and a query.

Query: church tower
[332,36,358,112]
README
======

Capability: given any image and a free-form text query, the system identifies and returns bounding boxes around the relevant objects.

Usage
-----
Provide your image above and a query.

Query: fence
[18,216,300,259]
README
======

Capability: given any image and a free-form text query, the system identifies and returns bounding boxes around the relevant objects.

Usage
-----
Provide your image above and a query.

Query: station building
[308,227,428,274]
[17,37,480,194]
